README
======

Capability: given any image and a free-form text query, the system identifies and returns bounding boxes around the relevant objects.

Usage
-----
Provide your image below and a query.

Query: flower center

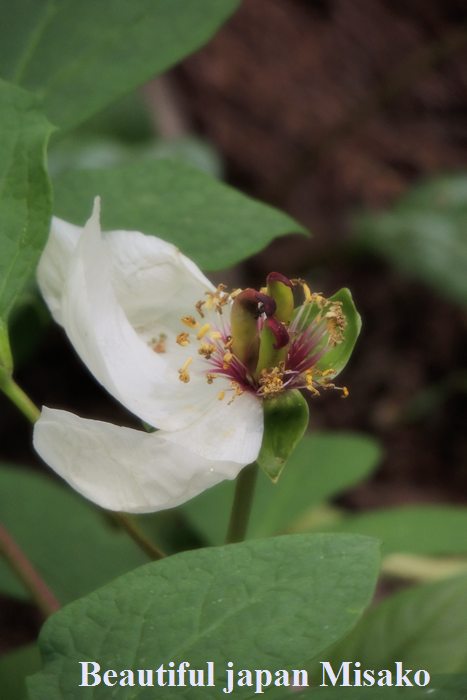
[175,273,349,402]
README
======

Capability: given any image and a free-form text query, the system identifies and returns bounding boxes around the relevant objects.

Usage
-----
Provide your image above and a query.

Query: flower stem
[113,513,166,560]
[0,375,41,423]
[226,462,258,544]
[0,524,60,618]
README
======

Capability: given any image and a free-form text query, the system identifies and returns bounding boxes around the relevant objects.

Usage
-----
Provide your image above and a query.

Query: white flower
[33,200,263,513]
[34,199,354,514]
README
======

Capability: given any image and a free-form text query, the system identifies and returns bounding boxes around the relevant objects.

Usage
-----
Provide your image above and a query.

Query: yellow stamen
[305,370,320,397]
[325,302,346,345]
[206,373,217,384]
[228,381,244,404]
[181,315,198,329]
[209,330,222,340]
[320,368,335,378]
[178,357,193,383]
[195,300,206,318]
[258,365,285,396]
[196,323,211,340]
[176,332,190,346]
[229,288,242,299]
[198,343,216,359]
[217,390,225,401]
[341,386,349,398]
[223,351,233,369]
[204,284,229,313]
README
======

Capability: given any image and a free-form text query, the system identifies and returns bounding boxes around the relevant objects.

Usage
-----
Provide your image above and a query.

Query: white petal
[164,390,263,464]
[107,229,214,333]
[37,218,81,324]
[33,408,249,513]
[43,200,215,430]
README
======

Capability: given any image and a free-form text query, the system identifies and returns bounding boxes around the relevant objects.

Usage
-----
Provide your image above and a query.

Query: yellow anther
[195,300,206,318]
[223,351,233,369]
[341,386,349,398]
[258,366,285,396]
[204,284,229,313]
[209,330,222,340]
[223,336,233,349]
[304,370,320,396]
[228,381,244,404]
[178,357,193,383]
[181,315,198,328]
[176,332,190,346]
[320,368,335,378]
[206,373,217,384]
[198,343,216,359]
[217,390,226,401]
[325,302,346,345]
[229,288,243,299]
[196,323,211,340]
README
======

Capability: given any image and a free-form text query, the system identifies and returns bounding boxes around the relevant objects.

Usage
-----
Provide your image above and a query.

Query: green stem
[0,523,60,617]
[0,375,41,423]
[113,513,166,561]
[226,463,258,544]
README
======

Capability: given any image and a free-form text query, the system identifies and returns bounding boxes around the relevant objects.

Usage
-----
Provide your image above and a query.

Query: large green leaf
[0,464,148,603]
[28,534,380,699]
[355,174,467,306]
[183,432,381,545]
[0,644,40,700]
[324,575,467,675]
[0,80,52,325]
[53,159,307,269]
[322,506,467,556]
[1,0,239,130]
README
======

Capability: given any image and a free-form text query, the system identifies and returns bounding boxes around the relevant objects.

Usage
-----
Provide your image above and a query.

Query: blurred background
[2,0,467,657]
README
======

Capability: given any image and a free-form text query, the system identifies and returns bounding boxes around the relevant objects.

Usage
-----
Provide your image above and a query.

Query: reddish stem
[0,523,60,618]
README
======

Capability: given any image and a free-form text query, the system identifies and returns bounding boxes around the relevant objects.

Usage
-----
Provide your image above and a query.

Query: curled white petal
[37,218,80,324]
[38,200,218,431]
[33,408,249,513]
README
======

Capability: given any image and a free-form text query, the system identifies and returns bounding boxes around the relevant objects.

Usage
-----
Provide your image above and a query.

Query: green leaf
[0,464,148,603]
[53,159,307,269]
[183,432,381,545]
[49,134,223,179]
[28,534,380,699]
[355,174,467,306]
[2,0,240,130]
[325,575,467,675]
[322,506,467,556]
[0,80,52,326]
[0,644,40,700]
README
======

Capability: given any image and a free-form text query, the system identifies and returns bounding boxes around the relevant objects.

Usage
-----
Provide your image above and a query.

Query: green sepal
[257,389,309,482]
[294,287,362,379]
